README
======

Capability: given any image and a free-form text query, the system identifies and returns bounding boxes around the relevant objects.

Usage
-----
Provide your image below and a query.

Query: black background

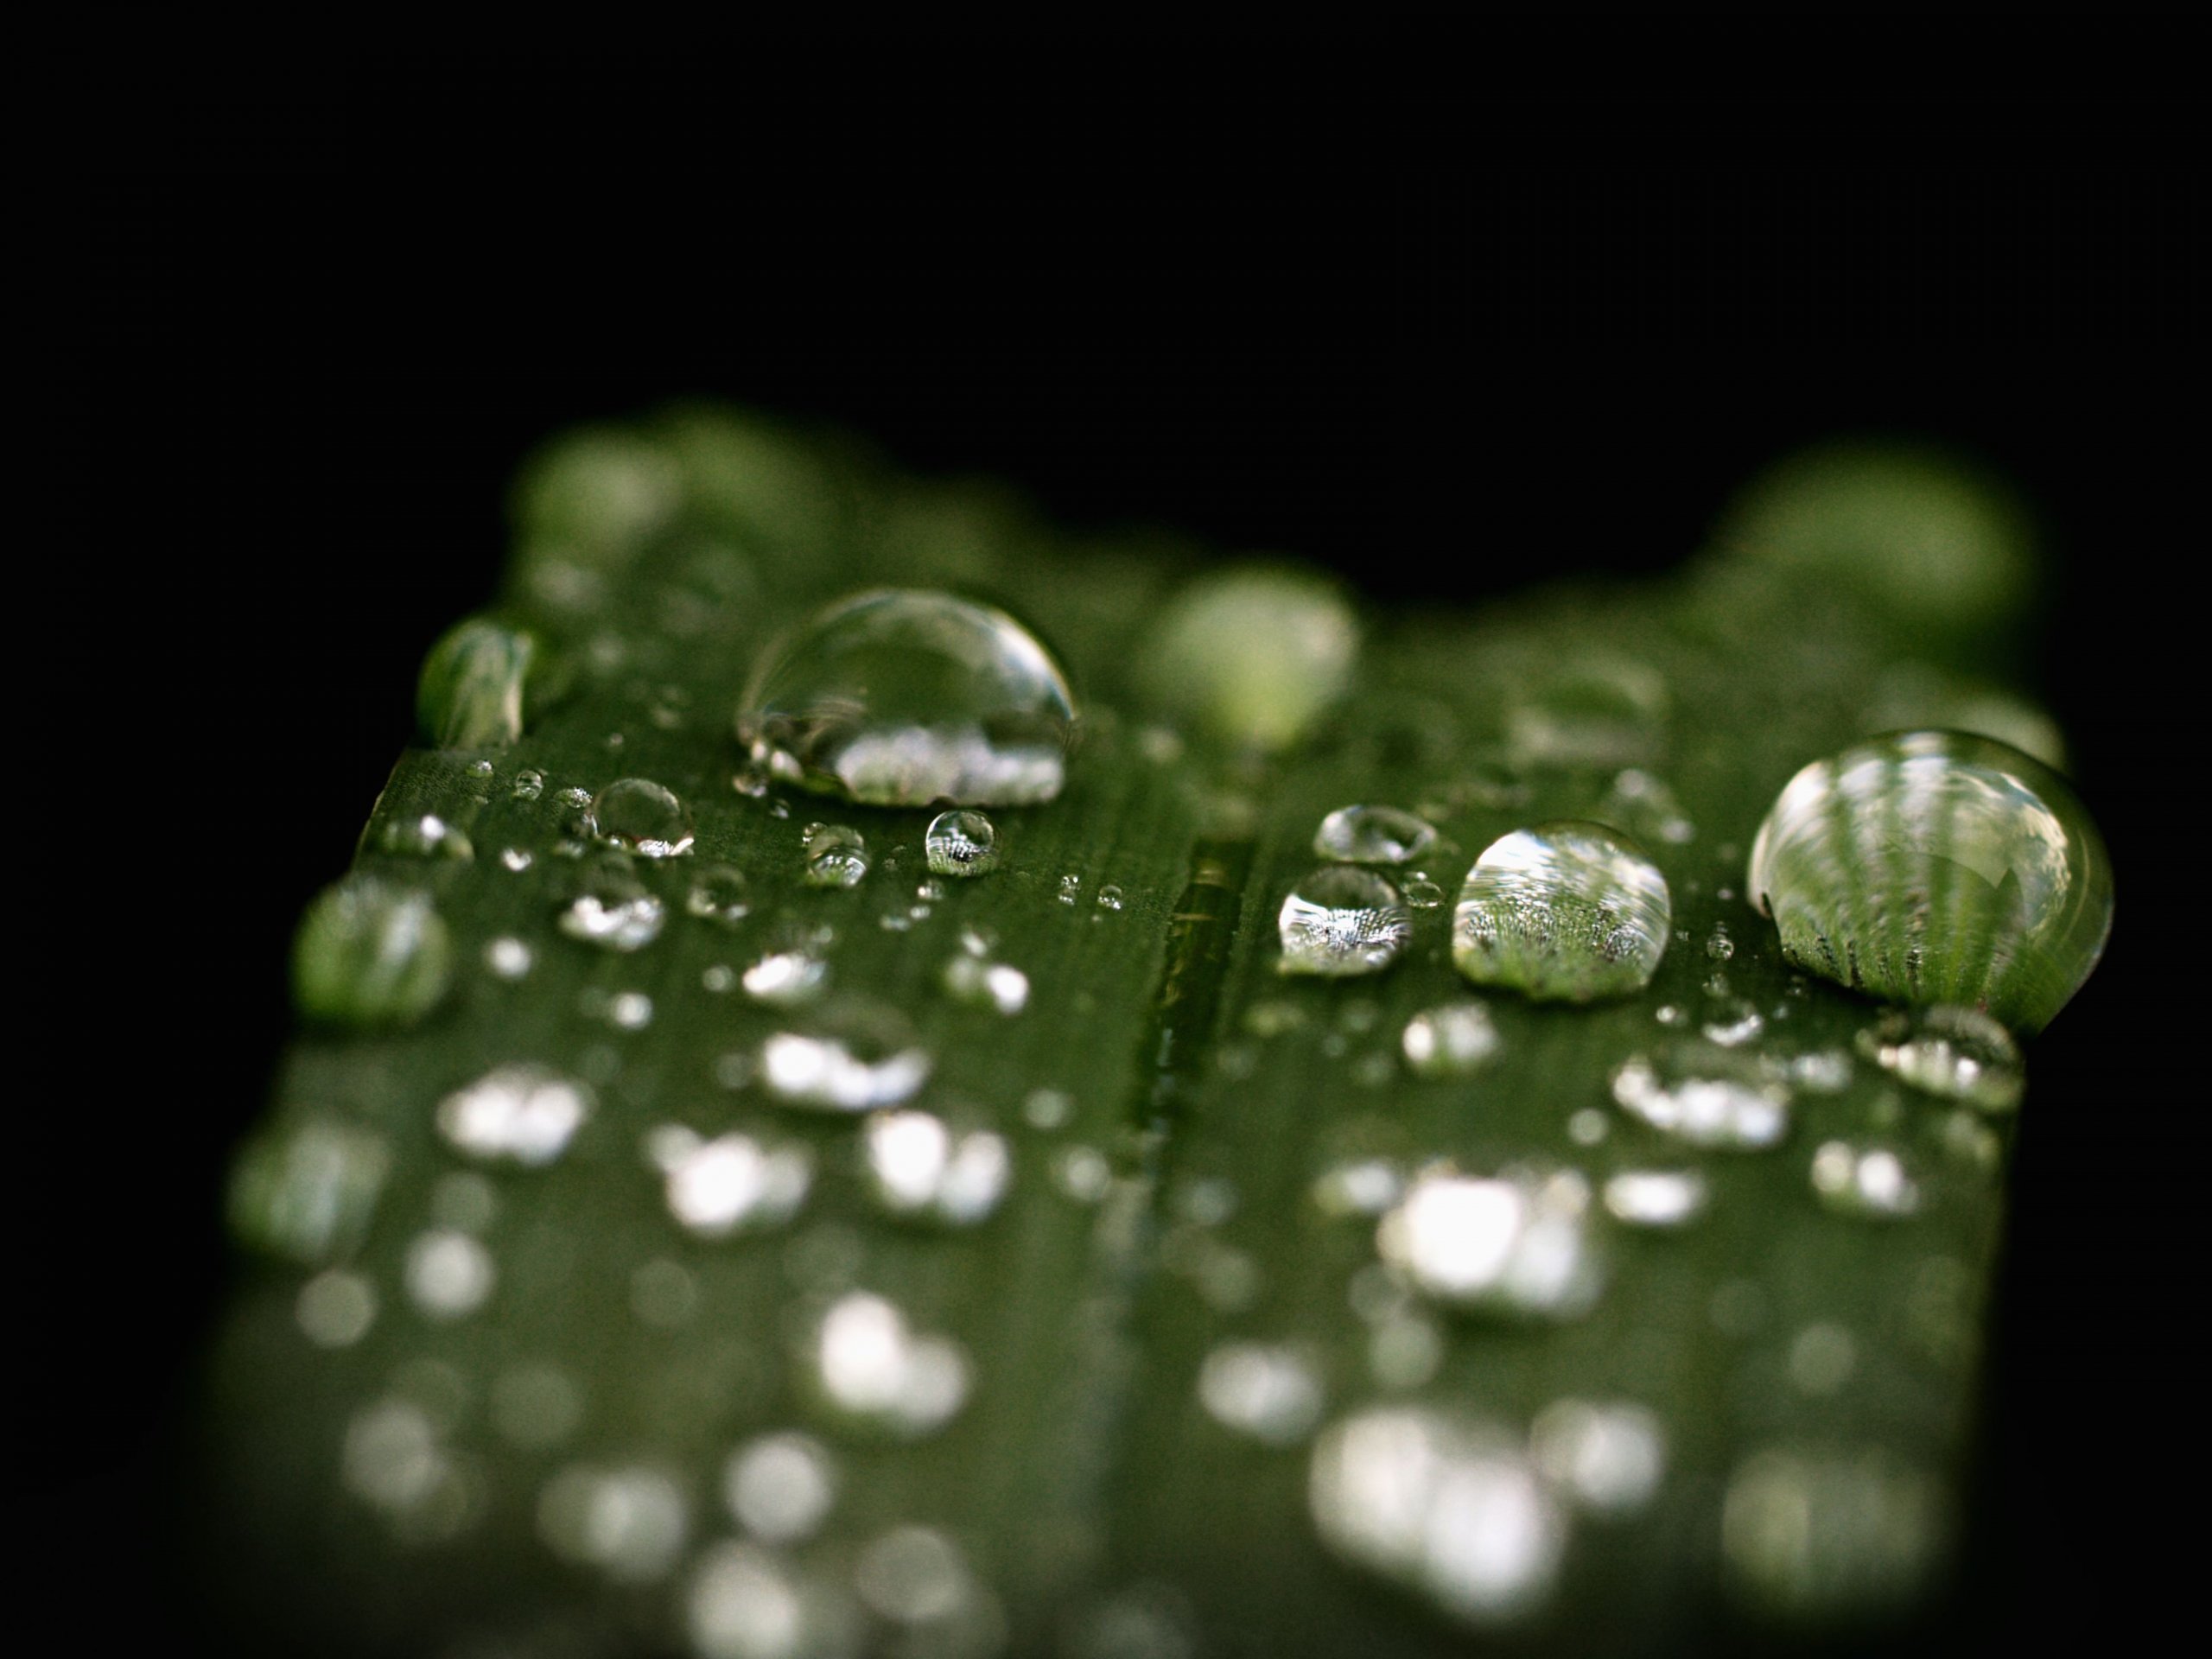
[60,41,2202,1655]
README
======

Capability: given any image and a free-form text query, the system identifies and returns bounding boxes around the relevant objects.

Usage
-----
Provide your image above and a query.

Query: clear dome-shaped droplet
[559,859,666,951]
[760,998,931,1111]
[416,618,537,749]
[1315,805,1438,866]
[1747,731,2112,1033]
[1452,822,1671,1001]
[739,589,1077,806]
[924,808,999,877]
[291,877,452,1028]
[1278,868,1413,977]
[436,1065,594,1165]
[684,862,752,926]
[1855,1004,2024,1112]
[801,823,870,888]
[586,778,694,857]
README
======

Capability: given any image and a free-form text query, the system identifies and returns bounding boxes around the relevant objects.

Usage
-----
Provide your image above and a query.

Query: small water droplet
[404,1228,495,1319]
[1528,1400,1665,1516]
[808,1290,970,1438]
[481,938,531,980]
[725,1430,837,1545]
[924,808,1001,877]
[741,589,1077,806]
[862,1110,1011,1225]
[687,1541,856,1659]
[227,1119,389,1265]
[1054,1144,1112,1203]
[1096,883,1126,912]
[1452,823,1671,1001]
[417,618,537,748]
[1278,868,1412,977]
[1701,997,1765,1047]
[1023,1089,1074,1131]
[499,846,534,873]
[1567,1108,1610,1146]
[296,1268,378,1348]
[1600,1169,1708,1228]
[436,1065,593,1164]
[377,812,474,862]
[1402,876,1445,910]
[942,954,1028,1015]
[685,863,753,925]
[512,767,546,803]
[1198,1342,1324,1445]
[760,999,931,1110]
[744,938,833,1005]
[1312,1157,1405,1218]
[1748,731,2113,1033]
[291,877,452,1027]
[558,859,667,951]
[1377,1166,1602,1319]
[1857,1004,2024,1112]
[1707,924,1735,962]
[1611,1047,1790,1149]
[1058,874,1083,905]
[1314,805,1439,866]
[650,1125,813,1236]
[1809,1140,1922,1218]
[801,823,871,888]
[1401,1001,1501,1077]
[583,777,693,856]
[537,1463,690,1584]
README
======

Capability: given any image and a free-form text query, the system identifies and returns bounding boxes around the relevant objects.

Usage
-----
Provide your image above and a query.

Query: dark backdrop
[61,46,2201,1654]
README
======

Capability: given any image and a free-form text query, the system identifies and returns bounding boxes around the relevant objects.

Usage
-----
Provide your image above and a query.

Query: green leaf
[201,409,2078,1656]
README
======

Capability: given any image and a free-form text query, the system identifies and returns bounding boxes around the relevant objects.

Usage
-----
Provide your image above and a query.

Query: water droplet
[436,1065,593,1164]
[1611,1048,1790,1149]
[343,1397,466,1529]
[1809,1141,1922,1218]
[1707,924,1736,962]
[683,862,753,926]
[760,999,931,1110]
[1309,1407,1566,1625]
[556,785,592,810]
[227,1119,389,1265]
[291,877,451,1027]
[484,936,532,979]
[1856,1003,2024,1111]
[1600,1168,1708,1228]
[1023,1089,1074,1131]
[580,776,693,857]
[1452,823,1671,1002]
[537,1463,690,1584]
[1701,997,1766,1047]
[1315,805,1439,865]
[808,1290,970,1438]
[942,954,1028,1014]
[499,846,534,872]
[1096,883,1126,912]
[1198,1342,1324,1445]
[1721,1445,1946,1618]
[1058,874,1083,905]
[801,823,871,888]
[854,1526,999,1647]
[1377,1166,1602,1319]
[1602,768,1696,846]
[862,1110,1010,1225]
[1566,1108,1609,1146]
[558,859,667,951]
[1312,1157,1404,1217]
[1748,730,2112,1033]
[1054,1144,1113,1204]
[1528,1400,1665,1516]
[585,988,654,1030]
[744,938,833,1005]
[1278,868,1412,977]
[416,618,536,748]
[1402,876,1445,910]
[687,1540,857,1659]
[404,1228,495,1319]
[725,1431,836,1545]
[296,1269,378,1348]
[650,1125,813,1236]
[377,812,474,862]
[512,767,546,802]
[923,808,1001,878]
[1136,567,1359,752]
[740,589,1076,806]
[1401,1001,1501,1077]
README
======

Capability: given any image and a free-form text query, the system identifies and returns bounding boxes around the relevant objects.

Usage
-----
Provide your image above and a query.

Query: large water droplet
[587,777,694,856]
[760,1000,931,1110]
[1610,1047,1790,1149]
[924,808,1001,877]
[1856,1003,2024,1111]
[1452,823,1671,1001]
[1747,730,2112,1032]
[416,618,537,749]
[687,1541,858,1659]
[1309,1407,1567,1626]
[1278,868,1413,977]
[1600,1168,1708,1228]
[559,858,667,950]
[807,1290,970,1438]
[291,877,452,1028]
[801,823,871,888]
[436,1065,593,1164]
[739,589,1077,806]
[1376,1166,1602,1319]
[861,1110,1011,1226]
[1136,567,1358,752]
[1314,805,1438,866]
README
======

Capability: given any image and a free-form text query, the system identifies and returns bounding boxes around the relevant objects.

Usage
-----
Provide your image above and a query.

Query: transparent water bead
[862,1110,1011,1226]
[1198,1341,1325,1446]
[1376,1166,1602,1319]
[291,877,451,1028]
[1856,1004,2024,1112]
[1452,823,1671,1002]
[808,1291,970,1438]
[586,777,694,857]
[649,1126,813,1236]
[1309,1407,1567,1626]
[1278,868,1413,977]
[761,999,931,1110]
[436,1065,593,1165]
[1809,1141,1922,1219]
[1747,731,2112,1033]
[725,1430,837,1544]
[941,954,1028,1015]
[925,808,1000,877]
[1600,1168,1708,1228]
[558,859,666,951]
[1401,1001,1501,1077]
[1611,1049,1789,1150]
[801,823,871,888]
[377,812,474,862]
[1136,567,1359,753]
[739,589,1077,806]
[1315,805,1438,866]
[744,944,832,1006]
[685,863,752,926]
[416,618,537,749]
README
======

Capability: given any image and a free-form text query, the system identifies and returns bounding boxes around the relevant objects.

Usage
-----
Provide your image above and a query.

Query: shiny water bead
[1278,868,1413,977]
[1610,1047,1790,1150]
[650,1127,813,1237]
[1400,1001,1501,1077]
[1376,1166,1602,1319]
[760,999,931,1110]
[1198,1341,1325,1445]
[1747,731,2113,1032]
[1309,1407,1567,1626]
[416,618,537,748]
[861,1111,1011,1225]
[924,808,1000,877]
[586,778,694,857]
[807,1291,970,1438]
[1135,566,1360,752]
[376,812,474,862]
[291,877,451,1027]
[437,1065,594,1165]
[684,863,752,926]
[1315,805,1438,866]
[724,1431,838,1545]
[558,859,666,950]
[801,823,871,888]
[1856,1004,2024,1112]
[739,589,1077,806]
[1808,1141,1922,1219]
[1452,823,1672,1002]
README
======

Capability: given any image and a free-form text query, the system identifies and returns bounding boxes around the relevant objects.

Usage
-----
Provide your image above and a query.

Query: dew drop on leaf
[925,808,1001,877]
[1278,868,1413,977]
[586,777,695,857]
[1452,823,1670,1001]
